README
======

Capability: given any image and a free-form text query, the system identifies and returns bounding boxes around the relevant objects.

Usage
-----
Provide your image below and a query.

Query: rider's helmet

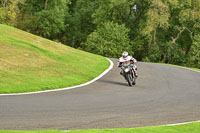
[122,51,128,59]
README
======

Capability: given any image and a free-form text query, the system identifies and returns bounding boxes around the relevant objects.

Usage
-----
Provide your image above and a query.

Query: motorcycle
[121,61,136,86]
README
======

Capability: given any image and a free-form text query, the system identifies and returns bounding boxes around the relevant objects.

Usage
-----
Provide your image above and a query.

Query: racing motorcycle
[121,61,136,86]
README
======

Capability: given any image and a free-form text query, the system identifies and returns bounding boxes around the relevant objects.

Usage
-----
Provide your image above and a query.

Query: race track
[0,58,200,130]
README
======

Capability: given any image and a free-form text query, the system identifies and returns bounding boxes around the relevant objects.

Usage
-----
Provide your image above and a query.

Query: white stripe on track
[62,121,200,131]
[0,58,114,96]
[165,120,200,126]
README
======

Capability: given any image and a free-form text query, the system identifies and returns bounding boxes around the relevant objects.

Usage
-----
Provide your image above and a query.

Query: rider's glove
[130,60,134,64]
[118,62,122,67]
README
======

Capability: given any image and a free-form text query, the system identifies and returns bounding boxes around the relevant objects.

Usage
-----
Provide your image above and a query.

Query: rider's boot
[134,71,138,77]
[132,67,138,78]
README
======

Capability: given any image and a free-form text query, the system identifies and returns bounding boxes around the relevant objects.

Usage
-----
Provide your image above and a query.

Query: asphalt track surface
[0,58,200,130]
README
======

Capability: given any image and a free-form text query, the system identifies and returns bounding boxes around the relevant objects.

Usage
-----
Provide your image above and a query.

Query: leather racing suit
[117,56,138,77]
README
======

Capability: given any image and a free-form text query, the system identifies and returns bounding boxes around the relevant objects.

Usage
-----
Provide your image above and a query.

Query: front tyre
[127,74,132,87]
[132,77,136,85]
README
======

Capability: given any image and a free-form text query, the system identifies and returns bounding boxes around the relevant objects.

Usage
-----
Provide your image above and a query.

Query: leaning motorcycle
[121,61,136,86]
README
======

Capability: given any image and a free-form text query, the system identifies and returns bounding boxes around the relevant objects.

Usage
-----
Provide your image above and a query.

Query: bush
[187,34,200,68]
[159,41,183,64]
[81,21,132,58]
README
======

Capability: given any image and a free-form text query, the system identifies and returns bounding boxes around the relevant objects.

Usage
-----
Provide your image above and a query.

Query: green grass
[0,24,110,94]
[1,122,200,133]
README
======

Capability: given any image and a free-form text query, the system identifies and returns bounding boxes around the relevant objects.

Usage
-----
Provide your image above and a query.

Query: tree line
[0,0,200,68]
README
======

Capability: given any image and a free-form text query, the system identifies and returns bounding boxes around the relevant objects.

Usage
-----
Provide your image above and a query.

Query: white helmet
[122,51,128,58]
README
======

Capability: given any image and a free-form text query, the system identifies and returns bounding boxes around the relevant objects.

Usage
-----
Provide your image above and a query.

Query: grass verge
[0,122,200,133]
[0,24,110,94]
[156,63,200,72]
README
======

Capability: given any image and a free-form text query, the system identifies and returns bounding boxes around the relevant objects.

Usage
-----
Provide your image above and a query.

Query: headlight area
[125,68,129,73]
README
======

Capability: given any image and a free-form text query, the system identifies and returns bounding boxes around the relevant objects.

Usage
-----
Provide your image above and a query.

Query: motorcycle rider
[117,51,138,78]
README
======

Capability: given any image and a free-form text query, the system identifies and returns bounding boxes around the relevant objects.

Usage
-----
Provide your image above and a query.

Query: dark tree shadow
[98,79,128,87]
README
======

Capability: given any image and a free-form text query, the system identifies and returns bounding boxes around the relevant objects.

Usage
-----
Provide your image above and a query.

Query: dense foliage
[0,0,200,68]
[82,21,132,57]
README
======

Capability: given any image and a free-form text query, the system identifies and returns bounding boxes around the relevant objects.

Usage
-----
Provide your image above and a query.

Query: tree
[17,0,70,40]
[82,21,132,57]
[142,0,169,46]
[0,0,18,25]
[92,0,130,25]
[140,0,200,65]
[64,0,102,47]
[44,0,48,10]
[5,0,199,68]
[187,34,200,68]
[34,7,66,39]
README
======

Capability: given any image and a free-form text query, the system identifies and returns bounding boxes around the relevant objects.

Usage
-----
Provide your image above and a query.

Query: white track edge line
[165,120,200,126]
[63,120,200,131]
[0,58,114,96]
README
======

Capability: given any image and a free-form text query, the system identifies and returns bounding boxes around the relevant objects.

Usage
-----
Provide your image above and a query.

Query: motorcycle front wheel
[126,74,132,87]
[132,77,136,85]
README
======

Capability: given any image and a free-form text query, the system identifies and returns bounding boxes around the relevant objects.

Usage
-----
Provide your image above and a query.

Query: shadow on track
[98,79,128,87]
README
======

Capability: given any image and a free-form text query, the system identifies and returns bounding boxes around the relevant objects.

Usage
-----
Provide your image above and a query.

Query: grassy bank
[1,122,200,133]
[0,24,110,94]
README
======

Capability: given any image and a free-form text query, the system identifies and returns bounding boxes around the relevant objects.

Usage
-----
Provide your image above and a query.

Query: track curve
[0,58,200,130]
